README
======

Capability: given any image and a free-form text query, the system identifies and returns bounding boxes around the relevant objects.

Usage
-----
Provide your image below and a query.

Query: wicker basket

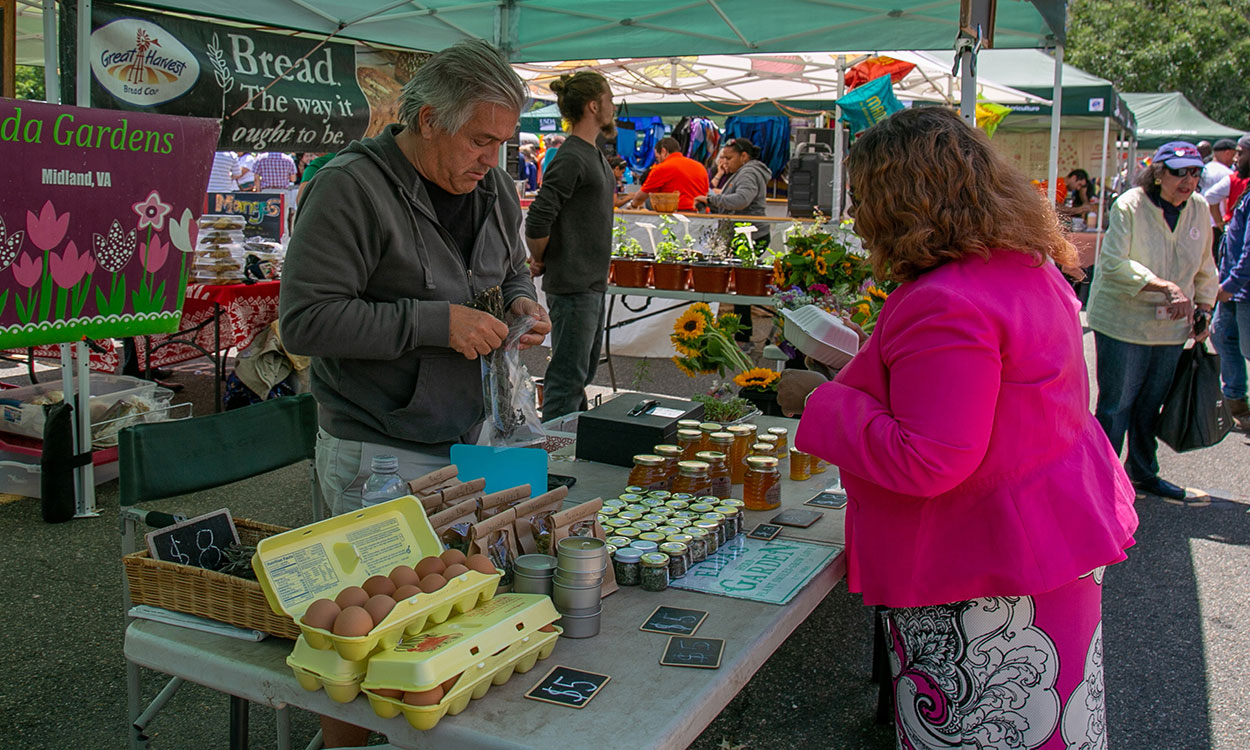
[123,517,300,639]
[650,192,680,213]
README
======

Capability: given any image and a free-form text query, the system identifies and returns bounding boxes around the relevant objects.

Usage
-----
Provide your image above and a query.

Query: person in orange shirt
[628,137,710,211]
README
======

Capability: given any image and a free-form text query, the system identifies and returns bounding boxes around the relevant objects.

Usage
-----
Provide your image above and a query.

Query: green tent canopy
[1122,92,1243,150]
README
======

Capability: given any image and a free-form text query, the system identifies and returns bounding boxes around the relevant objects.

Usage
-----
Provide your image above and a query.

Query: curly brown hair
[846,106,1076,282]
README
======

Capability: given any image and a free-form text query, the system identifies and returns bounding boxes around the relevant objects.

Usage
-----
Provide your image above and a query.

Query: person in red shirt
[628,137,710,211]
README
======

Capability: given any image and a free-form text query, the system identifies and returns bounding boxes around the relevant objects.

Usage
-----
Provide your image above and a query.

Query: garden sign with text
[0,98,219,348]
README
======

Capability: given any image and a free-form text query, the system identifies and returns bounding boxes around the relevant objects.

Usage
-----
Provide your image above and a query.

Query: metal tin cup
[556,537,607,573]
[513,571,554,596]
[553,566,606,588]
[552,580,603,610]
[557,608,603,638]
[514,554,558,577]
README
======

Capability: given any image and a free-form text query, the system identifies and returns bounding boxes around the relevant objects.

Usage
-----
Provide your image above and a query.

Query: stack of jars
[601,488,744,593]
[552,537,606,638]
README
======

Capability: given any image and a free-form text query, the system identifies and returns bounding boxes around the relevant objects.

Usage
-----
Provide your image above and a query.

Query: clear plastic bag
[480,315,546,447]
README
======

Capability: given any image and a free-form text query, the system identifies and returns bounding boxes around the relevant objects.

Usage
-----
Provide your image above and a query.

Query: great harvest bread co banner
[88,1,427,151]
[0,99,219,348]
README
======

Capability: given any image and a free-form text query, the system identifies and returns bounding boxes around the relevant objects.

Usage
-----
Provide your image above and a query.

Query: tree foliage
[15,66,46,101]
[1067,0,1250,131]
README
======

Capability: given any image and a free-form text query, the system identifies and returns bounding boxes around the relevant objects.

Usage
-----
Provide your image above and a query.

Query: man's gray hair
[398,39,527,135]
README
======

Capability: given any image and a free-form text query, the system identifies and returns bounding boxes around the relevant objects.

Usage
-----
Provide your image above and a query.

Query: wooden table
[125,416,847,750]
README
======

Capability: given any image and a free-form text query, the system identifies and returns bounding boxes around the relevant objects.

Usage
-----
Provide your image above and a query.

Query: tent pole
[958,49,975,126]
[1094,116,1109,254]
[1046,43,1063,211]
[42,0,59,103]
[76,0,90,107]
[831,55,844,220]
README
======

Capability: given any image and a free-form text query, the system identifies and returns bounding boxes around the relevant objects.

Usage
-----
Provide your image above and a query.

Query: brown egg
[402,686,444,706]
[301,598,341,631]
[440,672,463,693]
[418,573,447,593]
[364,594,396,626]
[443,563,469,580]
[373,688,402,700]
[389,565,421,588]
[465,554,498,575]
[414,556,446,578]
[334,586,369,610]
[439,549,467,567]
[332,606,374,637]
[362,575,397,598]
[393,584,422,601]
[539,623,556,633]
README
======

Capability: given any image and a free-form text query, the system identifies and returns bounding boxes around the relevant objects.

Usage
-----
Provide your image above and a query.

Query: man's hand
[448,304,509,360]
[528,257,545,278]
[1217,287,1235,303]
[694,195,708,206]
[510,297,551,349]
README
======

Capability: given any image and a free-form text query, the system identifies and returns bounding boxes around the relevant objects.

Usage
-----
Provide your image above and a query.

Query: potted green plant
[610,218,652,288]
[730,222,773,297]
[689,231,732,294]
[650,215,689,290]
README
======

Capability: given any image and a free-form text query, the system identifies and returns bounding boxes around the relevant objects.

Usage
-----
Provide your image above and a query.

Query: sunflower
[672,356,698,378]
[815,256,828,275]
[673,308,706,340]
[854,302,871,317]
[691,302,714,320]
[841,261,853,273]
[803,249,816,260]
[733,367,780,390]
[867,285,889,302]
[672,339,699,357]
[772,259,787,287]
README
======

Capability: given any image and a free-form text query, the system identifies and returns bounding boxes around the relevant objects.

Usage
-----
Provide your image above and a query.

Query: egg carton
[299,568,501,662]
[362,626,560,730]
[286,634,368,703]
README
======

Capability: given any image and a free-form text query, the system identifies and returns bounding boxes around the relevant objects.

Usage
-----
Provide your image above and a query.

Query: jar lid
[670,493,696,501]
[639,532,667,542]
[676,429,702,440]
[739,423,758,432]
[669,518,693,529]
[666,533,694,544]
[617,510,643,521]
[672,510,698,519]
[625,504,648,513]
[757,434,779,444]
[632,454,664,467]
[677,419,702,429]
[694,450,726,462]
[767,426,789,437]
[640,552,671,567]
[688,503,716,513]
[605,544,617,556]
[616,527,642,538]
[713,506,739,517]
[720,498,745,508]
[642,513,668,523]
[746,455,780,469]
[614,547,643,562]
[694,521,719,532]
[710,431,734,442]
[659,542,689,556]
[655,526,682,536]
[726,425,754,435]
[687,527,709,539]
[640,497,665,507]
[700,512,726,522]
[599,505,620,517]
[653,444,683,457]
[664,499,690,510]
[647,490,672,500]
[623,485,645,494]
[604,518,631,528]
[751,443,776,454]
[677,460,710,476]
[603,498,626,508]
[694,496,721,505]
[699,422,723,432]
[633,521,658,532]
[606,536,632,547]
[617,493,644,503]
[630,540,659,553]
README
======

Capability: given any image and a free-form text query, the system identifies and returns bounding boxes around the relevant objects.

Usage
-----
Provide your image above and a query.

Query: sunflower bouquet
[670,303,752,377]
[772,221,872,294]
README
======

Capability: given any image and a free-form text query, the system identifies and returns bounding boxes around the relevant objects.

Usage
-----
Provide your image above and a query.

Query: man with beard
[525,71,618,419]
[1203,135,1250,255]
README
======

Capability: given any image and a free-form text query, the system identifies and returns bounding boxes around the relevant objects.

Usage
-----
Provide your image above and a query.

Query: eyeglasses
[1164,166,1201,178]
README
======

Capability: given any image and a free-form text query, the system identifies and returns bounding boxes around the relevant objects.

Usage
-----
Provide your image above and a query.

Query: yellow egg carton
[286,635,369,703]
[362,593,561,730]
[252,496,501,661]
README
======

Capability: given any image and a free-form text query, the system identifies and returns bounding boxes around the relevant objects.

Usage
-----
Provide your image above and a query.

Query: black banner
[88,2,372,151]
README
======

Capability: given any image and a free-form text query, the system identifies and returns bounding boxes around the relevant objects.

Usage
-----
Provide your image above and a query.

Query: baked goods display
[192,214,247,284]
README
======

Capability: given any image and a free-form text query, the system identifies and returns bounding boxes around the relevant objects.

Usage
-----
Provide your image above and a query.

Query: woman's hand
[1145,278,1193,320]
[839,311,870,347]
[777,369,829,417]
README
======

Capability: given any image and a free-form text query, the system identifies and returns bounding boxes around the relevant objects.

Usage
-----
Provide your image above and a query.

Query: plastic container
[361,455,408,507]
[253,496,501,661]
[781,305,860,369]
[286,635,369,703]
[0,374,158,439]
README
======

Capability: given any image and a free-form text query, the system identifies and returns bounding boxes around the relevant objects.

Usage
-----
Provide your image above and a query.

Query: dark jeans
[1212,299,1249,400]
[1093,332,1184,482]
[542,291,606,421]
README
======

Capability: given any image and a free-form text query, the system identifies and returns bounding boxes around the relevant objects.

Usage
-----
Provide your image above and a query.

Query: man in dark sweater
[525,71,617,419]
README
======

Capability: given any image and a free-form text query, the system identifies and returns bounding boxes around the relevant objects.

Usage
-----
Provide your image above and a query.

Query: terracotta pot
[733,266,772,297]
[652,262,690,291]
[689,263,732,294]
[613,258,652,288]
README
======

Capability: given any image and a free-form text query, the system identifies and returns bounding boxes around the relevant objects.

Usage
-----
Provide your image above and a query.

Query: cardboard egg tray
[253,496,501,662]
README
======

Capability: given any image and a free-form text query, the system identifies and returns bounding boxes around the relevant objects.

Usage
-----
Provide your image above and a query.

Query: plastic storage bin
[0,374,159,439]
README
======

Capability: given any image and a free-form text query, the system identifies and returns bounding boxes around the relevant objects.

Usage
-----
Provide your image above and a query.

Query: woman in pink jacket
[792,107,1138,750]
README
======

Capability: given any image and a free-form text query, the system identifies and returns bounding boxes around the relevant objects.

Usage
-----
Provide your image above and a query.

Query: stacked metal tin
[551,537,607,638]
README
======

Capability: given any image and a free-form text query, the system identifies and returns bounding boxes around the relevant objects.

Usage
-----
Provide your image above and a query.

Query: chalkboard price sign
[524,666,610,709]
[640,606,708,636]
[660,637,725,669]
[145,508,240,572]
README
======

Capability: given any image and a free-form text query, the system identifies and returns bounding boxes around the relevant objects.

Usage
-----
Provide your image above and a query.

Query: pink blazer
[795,250,1138,608]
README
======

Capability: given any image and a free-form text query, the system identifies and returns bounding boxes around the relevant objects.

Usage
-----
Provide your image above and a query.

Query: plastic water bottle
[361,455,407,507]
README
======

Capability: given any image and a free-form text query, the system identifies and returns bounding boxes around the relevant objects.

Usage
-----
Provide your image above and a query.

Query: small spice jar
[633,520,658,533]
[694,451,731,500]
[624,504,649,514]
[640,553,671,592]
[642,513,668,524]
[713,505,742,538]
[671,460,712,497]
[698,422,723,452]
[603,498,626,509]
[659,541,691,579]
[684,528,710,562]
[615,527,642,541]
[726,424,755,485]
[672,510,699,520]
[630,539,659,554]
[598,504,620,517]
[699,514,727,548]
[789,448,811,480]
[613,547,643,586]
[638,531,667,545]
[664,499,690,511]
[627,455,667,492]
[653,444,684,490]
[617,510,643,523]
[606,535,632,548]
[676,429,703,460]
[694,520,721,554]
[670,492,696,502]
[743,456,782,511]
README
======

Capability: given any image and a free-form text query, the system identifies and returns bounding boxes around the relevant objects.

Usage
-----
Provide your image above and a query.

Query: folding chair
[119,393,320,749]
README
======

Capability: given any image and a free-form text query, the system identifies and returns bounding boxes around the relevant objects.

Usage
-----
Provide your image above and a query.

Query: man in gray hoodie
[281,39,549,512]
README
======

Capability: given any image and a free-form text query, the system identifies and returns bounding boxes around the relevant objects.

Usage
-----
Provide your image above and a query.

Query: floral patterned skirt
[886,569,1106,750]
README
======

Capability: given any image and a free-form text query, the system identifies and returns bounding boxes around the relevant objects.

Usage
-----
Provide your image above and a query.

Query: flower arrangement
[733,367,780,392]
[670,302,752,377]
[770,219,895,334]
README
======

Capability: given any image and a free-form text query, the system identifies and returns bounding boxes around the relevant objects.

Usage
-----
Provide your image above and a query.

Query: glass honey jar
[789,448,811,481]
[677,419,702,432]
[627,454,667,492]
[698,422,723,452]
[694,451,731,500]
[750,442,777,459]
[676,429,703,460]
[810,454,828,474]
[743,456,781,511]
[653,444,684,491]
[766,426,789,453]
[726,424,754,486]
[709,431,734,463]
[670,460,712,497]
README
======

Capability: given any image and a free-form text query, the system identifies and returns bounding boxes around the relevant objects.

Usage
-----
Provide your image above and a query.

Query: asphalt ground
[0,312,1247,749]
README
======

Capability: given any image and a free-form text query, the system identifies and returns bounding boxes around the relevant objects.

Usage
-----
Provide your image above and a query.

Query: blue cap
[1151,141,1204,170]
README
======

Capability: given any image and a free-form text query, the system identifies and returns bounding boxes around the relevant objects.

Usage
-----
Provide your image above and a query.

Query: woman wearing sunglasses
[1086,141,1219,500]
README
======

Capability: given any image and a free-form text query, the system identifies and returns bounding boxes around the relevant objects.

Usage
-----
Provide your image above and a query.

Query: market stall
[1121,91,1243,151]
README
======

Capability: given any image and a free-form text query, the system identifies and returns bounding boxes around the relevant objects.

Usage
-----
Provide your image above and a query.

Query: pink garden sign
[0,99,219,348]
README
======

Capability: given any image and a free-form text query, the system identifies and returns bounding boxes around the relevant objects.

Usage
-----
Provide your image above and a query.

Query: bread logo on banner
[91,19,200,106]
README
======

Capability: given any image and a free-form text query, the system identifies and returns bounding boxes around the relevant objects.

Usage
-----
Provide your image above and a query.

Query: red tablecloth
[134,281,281,369]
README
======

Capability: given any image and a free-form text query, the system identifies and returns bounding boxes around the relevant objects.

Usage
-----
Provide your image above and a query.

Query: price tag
[659,636,724,669]
[524,666,610,709]
[640,606,708,636]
